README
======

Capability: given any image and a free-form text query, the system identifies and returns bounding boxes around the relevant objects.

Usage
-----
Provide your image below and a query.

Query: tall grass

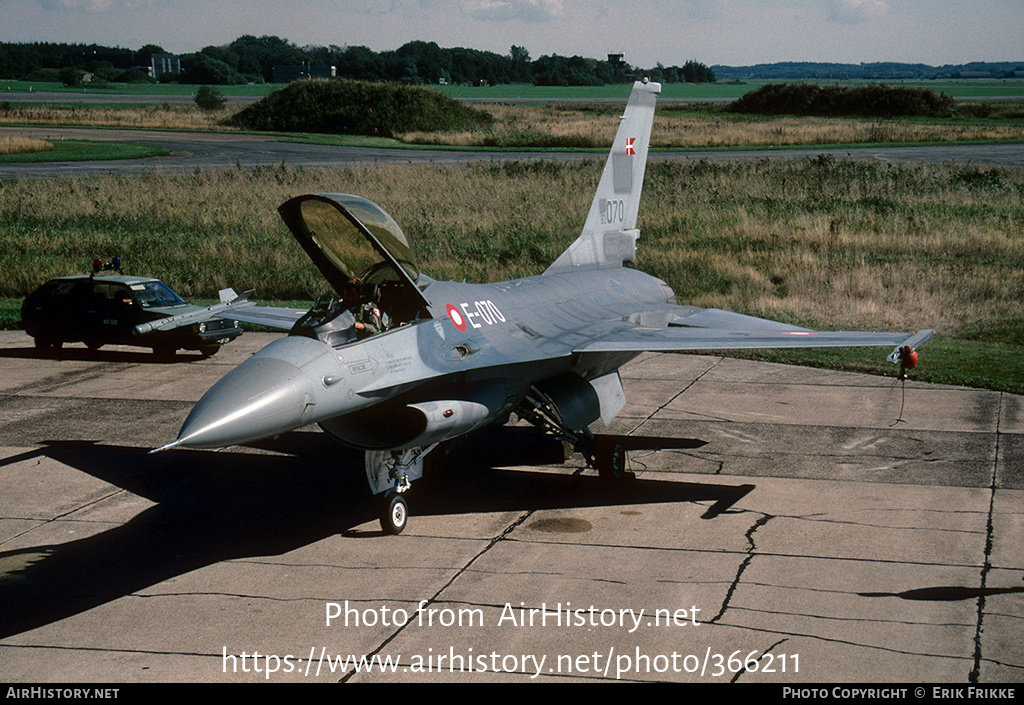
[0,135,52,155]
[0,102,241,131]
[398,103,1024,148]
[2,159,1021,349]
[647,108,1024,149]
[640,158,1024,344]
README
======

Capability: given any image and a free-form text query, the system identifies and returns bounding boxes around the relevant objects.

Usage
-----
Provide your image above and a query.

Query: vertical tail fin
[544,79,661,274]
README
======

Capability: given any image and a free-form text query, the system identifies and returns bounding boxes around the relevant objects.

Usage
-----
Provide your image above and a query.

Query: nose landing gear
[380,491,408,535]
[366,445,436,535]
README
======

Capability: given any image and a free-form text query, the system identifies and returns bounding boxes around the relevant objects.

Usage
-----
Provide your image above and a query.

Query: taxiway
[2,125,1023,180]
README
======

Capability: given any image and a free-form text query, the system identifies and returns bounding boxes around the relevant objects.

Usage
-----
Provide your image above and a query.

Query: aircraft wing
[133,289,258,336]
[132,285,308,335]
[574,310,934,362]
[218,305,309,330]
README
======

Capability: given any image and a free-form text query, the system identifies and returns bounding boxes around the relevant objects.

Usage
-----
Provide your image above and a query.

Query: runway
[2,125,1024,179]
[0,330,1021,682]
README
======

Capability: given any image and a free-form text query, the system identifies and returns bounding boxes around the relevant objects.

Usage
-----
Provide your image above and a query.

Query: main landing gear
[577,434,632,483]
[593,437,629,483]
[518,389,634,483]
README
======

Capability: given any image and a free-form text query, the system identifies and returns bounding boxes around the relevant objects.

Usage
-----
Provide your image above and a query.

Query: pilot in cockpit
[345,280,389,339]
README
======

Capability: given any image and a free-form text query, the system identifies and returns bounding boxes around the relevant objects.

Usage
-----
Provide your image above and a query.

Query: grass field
[5,78,1024,101]
[2,158,1021,393]
[1,80,281,98]
[1,80,1021,392]
[407,101,1024,149]
[0,138,168,162]
[3,97,1023,154]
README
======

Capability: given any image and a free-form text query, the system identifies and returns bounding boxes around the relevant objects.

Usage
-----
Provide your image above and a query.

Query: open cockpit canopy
[278,194,429,314]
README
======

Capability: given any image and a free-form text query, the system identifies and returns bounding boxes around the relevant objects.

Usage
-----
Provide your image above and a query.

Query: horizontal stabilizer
[669,306,811,332]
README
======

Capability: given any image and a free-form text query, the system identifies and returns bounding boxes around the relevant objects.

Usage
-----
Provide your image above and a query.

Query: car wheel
[33,335,61,351]
[153,344,177,360]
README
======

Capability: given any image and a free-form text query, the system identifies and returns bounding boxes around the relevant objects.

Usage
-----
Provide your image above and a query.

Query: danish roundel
[446,304,467,332]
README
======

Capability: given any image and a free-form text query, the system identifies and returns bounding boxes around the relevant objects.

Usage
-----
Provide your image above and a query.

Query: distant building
[958,70,992,79]
[272,65,336,83]
[151,54,180,80]
[607,53,625,67]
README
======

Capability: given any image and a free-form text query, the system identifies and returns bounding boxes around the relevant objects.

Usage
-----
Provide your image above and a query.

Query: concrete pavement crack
[969,392,1002,683]
[707,512,773,624]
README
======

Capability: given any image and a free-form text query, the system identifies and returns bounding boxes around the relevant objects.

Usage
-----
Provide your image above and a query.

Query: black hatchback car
[21,272,242,356]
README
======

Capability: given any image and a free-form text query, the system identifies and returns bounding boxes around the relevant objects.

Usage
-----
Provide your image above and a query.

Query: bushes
[194,85,227,111]
[728,83,956,118]
[224,79,494,137]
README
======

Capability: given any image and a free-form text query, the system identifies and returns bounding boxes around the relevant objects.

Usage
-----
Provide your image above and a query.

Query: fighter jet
[154,80,933,534]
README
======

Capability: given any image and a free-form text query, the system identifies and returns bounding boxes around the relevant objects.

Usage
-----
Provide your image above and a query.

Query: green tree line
[0,36,715,86]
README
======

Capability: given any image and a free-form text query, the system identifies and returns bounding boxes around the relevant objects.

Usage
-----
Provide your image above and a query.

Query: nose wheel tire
[379,492,408,535]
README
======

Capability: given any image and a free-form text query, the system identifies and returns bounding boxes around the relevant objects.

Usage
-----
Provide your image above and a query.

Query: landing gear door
[278,194,431,314]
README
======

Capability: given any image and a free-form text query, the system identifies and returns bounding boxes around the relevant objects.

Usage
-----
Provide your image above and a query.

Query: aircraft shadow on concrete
[0,428,741,639]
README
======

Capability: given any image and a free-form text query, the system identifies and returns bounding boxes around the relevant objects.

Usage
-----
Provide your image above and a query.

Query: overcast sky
[1,0,1020,68]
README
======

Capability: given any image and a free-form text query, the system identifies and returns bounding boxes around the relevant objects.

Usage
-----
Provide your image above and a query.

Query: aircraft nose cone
[168,355,316,450]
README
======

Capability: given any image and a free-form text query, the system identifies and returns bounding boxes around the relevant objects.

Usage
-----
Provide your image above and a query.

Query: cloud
[43,0,154,11]
[461,0,564,22]
[827,0,888,24]
[46,0,114,9]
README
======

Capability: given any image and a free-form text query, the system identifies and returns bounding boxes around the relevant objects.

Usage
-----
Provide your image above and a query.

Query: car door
[89,281,137,343]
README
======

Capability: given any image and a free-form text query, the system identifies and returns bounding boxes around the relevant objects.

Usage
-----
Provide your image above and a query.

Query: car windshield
[130,281,186,309]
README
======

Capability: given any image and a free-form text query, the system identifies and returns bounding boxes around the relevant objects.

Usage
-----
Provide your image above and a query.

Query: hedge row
[727,83,956,117]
